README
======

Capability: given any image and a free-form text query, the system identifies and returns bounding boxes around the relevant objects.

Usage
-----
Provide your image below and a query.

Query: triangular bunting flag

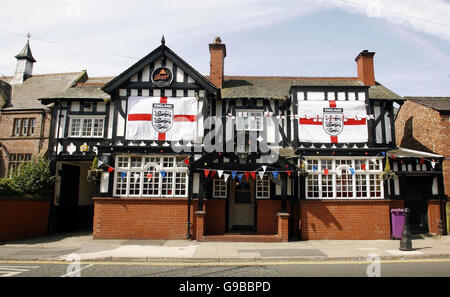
[210,171,217,179]
[251,172,256,180]
[160,171,167,178]
[384,158,391,172]
[324,169,329,176]
[258,171,265,180]
[204,170,210,178]
[224,173,230,182]
[98,160,104,167]
[431,160,436,169]
[184,158,190,166]
[262,166,267,173]
[245,172,251,180]
[361,164,367,171]
[107,166,115,173]
[349,168,355,176]
[272,171,279,180]
[218,170,224,178]
[238,174,244,182]
[287,170,292,177]
[120,172,126,179]
[146,173,153,180]
[232,171,237,179]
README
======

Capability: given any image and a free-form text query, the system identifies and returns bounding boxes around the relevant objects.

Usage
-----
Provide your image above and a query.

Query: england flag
[126,96,198,141]
[298,100,368,143]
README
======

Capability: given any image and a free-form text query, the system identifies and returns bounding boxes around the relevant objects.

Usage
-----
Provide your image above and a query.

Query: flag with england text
[298,100,368,143]
[126,96,198,141]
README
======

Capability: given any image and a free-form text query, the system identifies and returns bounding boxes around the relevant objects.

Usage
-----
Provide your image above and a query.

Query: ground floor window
[113,155,188,197]
[8,153,32,177]
[213,178,227,198]
[256,175,270,199]
[305,157,383,199]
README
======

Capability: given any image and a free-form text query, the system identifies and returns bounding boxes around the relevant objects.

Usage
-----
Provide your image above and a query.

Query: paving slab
[0,233,448,262]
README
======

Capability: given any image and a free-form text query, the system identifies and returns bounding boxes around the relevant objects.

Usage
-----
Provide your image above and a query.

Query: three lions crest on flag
[298,101,368,143]
[126,96,198,141]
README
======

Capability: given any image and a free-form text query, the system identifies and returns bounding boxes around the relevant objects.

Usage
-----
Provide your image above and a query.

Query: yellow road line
[0,258,449,267]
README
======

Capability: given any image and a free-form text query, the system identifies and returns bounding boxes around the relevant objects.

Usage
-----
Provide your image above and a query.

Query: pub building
[40,37,447,241]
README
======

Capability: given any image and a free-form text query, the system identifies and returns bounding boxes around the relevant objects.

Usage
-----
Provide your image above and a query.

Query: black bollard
[400,208,413,251]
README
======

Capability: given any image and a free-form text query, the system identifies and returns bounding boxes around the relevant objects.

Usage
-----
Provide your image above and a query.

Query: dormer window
[69,116,105,138]
[236,110,263,131]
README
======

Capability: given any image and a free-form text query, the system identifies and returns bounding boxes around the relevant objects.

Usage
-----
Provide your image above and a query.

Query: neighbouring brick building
[395,97,449,234]
[0,39,86,179]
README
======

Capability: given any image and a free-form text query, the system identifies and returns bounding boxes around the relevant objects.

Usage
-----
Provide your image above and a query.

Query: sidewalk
[0,232,449,262]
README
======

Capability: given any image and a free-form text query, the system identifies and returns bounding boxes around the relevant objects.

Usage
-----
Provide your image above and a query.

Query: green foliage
[0,157,54,196]
[0,178,19,195]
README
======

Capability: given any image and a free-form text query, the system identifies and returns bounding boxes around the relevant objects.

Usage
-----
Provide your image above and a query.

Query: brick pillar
[195,211,206,242]
[277,212,290,242]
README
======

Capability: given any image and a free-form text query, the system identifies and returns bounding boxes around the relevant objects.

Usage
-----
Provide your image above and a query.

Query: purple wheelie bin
[391,208,405,239]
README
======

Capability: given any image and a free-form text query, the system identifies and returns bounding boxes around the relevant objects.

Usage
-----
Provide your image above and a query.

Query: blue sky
[0,0,449,96]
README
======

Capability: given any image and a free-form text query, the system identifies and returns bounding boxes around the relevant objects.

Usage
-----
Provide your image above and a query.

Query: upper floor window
[13,118,36,136]
[236,110,263,131]
[8,153,32,177]
[69,116,105,138]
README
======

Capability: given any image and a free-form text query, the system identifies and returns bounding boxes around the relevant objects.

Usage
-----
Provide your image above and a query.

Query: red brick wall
[395,101,450,198]
[0,200,50,241]
[93,198,196,240]
[257,200,281,235]
[205,199,226,235]
[300,200,393,240]
[428,200,444,234]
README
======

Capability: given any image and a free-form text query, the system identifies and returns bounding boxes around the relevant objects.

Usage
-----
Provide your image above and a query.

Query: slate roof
[403,97,450,113]
[37,75,402,103]
[221,76,402,100]
[0,72,84,110]
[40,77,113,103]
[222,76,361,99]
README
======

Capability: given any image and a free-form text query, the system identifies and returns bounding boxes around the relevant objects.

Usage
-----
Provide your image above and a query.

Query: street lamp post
[400,208,413,251]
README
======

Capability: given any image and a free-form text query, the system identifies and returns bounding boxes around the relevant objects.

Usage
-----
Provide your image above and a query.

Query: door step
[203,234,280,242]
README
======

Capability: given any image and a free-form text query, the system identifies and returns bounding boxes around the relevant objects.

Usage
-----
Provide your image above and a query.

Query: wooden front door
[229,179,255,231]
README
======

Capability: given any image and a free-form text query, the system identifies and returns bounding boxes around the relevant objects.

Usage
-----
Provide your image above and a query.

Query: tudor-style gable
[100,37,217,145]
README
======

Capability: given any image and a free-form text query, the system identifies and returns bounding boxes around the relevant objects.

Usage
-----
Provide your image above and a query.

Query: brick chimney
[209,37,226,89]
[355,50,376,86]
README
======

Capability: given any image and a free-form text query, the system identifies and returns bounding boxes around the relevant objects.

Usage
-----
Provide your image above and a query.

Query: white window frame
[69,115,105,138]
[113,155,189,198]
[236,109,264,131]
[213,178,227,198]
[304,157,384,200]
[256,174,270,199]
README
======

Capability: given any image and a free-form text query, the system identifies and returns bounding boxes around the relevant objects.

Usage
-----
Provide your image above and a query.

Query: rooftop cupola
[11,35,36,85]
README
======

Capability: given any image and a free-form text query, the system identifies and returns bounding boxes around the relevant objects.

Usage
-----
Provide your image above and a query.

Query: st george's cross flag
[298,100,368,143]
[126,96,198,141]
